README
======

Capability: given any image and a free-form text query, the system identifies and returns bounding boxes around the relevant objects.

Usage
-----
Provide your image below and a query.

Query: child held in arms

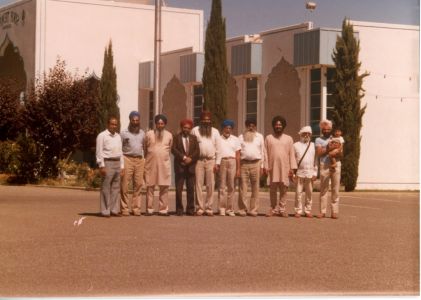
[328,128,344,173]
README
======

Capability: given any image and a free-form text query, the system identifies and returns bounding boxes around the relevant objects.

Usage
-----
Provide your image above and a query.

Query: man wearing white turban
[293,126,317,218]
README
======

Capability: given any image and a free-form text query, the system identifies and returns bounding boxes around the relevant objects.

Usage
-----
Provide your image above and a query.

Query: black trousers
[175,170,195,213]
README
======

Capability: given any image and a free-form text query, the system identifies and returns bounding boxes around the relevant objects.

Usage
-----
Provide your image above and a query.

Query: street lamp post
[153,0,162,115]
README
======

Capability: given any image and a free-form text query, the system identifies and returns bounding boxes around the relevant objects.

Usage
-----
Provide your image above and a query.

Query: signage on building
[0,10,25,29]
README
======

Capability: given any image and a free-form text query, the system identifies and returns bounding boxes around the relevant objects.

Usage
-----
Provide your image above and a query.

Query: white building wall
[35,0,203,129]
[352,21,419,190]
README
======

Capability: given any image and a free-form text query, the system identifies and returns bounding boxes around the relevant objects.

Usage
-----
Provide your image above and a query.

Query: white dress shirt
[191,126,220,159]
[238,132,265,167]
[216,134,241,165]
[293,141,317,178]
[96,129,124,168]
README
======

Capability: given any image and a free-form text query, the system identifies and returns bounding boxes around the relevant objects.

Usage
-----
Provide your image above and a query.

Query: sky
[0,0,419,38]
[166,0,420,38]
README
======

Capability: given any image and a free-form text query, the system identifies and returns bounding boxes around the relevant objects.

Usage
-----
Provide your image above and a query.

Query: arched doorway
[0,35,27,93]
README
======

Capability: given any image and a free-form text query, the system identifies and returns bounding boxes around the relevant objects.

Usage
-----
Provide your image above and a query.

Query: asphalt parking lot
[0,185,419,296]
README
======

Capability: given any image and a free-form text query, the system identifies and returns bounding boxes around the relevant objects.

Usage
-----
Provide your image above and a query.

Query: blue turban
[154,114,168,124]
[221,119,235,129]
[129,111,140,119]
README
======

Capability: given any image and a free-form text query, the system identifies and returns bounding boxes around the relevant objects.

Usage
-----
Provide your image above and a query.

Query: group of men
[96,110,342,219]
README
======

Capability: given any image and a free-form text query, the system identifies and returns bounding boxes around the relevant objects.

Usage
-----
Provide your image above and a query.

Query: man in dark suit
[172,119,200,216]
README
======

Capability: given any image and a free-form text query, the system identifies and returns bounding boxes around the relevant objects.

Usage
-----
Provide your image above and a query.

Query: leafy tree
[331,19,369,191]
[202,0,228,127]
[98,41,119,131]
[25,59,100,177]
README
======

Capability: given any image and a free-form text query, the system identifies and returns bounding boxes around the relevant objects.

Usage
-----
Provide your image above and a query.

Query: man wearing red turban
[191,111,221,216]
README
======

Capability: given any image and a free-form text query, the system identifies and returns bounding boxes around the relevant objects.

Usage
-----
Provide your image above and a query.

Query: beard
[243,130,256,143]
[300,137,310,143]
[199,125,212,138]
[129,124,140,134]
[154,128,164,142]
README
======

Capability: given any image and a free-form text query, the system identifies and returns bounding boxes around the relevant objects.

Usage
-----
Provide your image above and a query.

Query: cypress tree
[98,41,119,131]
[331,19,369,191]
[202,0,228,127]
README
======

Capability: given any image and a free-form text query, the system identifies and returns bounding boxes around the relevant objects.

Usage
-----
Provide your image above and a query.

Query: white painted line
[342,195,403,203]
[341,203,381,210]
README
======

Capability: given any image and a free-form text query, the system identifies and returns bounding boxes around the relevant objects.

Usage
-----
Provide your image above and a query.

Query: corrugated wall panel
[294,30,320,66]
[180,53,204,83]
[231,43,262,76]
[294,28,356,67]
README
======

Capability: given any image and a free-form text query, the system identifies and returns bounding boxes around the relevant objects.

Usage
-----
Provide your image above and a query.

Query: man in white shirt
[238,118,265,217]
[293,126,317,218]
[215,120,241,217]
[191,111,220,216]
[96,116,125,217]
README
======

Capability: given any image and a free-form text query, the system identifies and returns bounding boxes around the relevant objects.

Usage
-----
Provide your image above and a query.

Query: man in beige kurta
[264,115,297,217]
[144,114,173,216]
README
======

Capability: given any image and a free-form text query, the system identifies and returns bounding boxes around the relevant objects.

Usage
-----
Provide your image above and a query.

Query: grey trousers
[100,160,121,216]
[319,162,341,214]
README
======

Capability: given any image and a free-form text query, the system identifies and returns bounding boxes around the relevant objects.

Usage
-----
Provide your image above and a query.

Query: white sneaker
[227,211,235,217]
[219,209,226,216]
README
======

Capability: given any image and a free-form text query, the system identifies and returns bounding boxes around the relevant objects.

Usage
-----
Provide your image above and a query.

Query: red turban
[180,119,193,128]
[200,111,212,119]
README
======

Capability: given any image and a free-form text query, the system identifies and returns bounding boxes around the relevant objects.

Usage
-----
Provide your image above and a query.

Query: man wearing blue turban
[120,111,145,216]
[215,119,241,217]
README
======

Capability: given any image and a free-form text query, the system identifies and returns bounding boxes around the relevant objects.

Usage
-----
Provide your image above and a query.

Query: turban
[154,114,167,124]
[200,111,212,120]
[272,115,287,128]
[245,118,257,126]
[180,119,193,128]
[129,111,140,119]
[221,119,235,129]
[298,126,312,135]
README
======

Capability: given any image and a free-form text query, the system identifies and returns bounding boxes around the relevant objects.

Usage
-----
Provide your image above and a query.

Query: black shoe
[186,210,195,216]
[111,212,122,217]
[144,212,154,216]
[176,210,184,216]
[158,212,170,217]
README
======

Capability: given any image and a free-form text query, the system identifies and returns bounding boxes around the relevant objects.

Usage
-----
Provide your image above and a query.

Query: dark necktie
[185,137,189,155]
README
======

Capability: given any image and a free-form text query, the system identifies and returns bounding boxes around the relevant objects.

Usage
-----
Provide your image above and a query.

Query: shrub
[5,134,42,184]
[0,140,16,173]
[57,159,101,188]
